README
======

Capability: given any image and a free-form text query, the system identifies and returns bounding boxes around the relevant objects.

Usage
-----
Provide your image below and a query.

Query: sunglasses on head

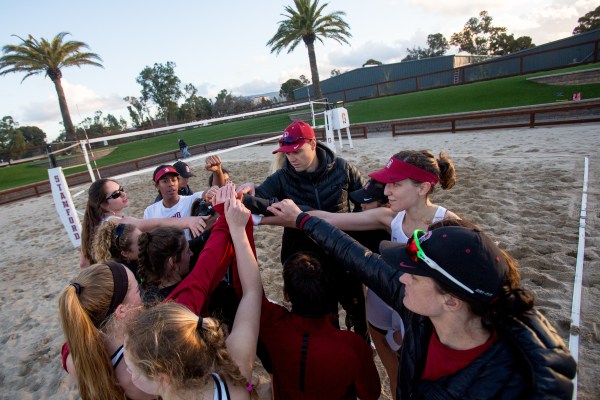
[278,136,313,145]
[406,229,474,294]
[105,186,125,201]
[114,223,126,250]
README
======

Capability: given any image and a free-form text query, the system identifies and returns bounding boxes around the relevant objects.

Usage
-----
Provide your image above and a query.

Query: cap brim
[368,168,408,183]
[178,172,195,178]
[379,240,431,277]
[349,188,366,204]
[154,171,179,183]
[272,139,309,154]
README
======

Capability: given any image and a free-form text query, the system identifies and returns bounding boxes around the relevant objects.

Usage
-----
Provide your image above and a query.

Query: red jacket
[260,299,381,400]
[167,203,252,314]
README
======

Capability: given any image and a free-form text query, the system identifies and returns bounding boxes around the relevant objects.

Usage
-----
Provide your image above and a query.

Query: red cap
[153,165,179,183]
[272,121,316,154]
[369,158,439,187]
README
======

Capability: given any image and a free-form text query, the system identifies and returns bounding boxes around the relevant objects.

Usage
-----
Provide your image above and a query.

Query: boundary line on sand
[568,156,589,400]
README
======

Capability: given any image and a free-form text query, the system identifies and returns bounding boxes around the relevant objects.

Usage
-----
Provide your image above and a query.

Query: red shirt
[422,329,497,381]
[260,299,381,400]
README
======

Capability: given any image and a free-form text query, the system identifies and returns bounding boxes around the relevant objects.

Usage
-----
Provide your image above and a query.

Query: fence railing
[390,99,600,135]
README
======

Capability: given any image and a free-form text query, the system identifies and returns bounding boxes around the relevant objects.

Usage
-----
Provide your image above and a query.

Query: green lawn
[2,63,599,191]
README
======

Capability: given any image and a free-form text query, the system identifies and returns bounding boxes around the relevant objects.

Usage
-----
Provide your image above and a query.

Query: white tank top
[366,206,448,334]
[390,206,448,243]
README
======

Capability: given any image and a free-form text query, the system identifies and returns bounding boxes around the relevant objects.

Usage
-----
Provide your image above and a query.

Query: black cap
[350,179,387,204]
[173,161,195,178]
[379,226,508,304]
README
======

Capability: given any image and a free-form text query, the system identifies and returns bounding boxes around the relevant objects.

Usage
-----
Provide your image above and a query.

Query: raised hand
[267,199,303,224]
[224,197,251,230]
[205,155,222,172]
[236,182,255,196]
[213,182,236,205]
[184,216,209,238]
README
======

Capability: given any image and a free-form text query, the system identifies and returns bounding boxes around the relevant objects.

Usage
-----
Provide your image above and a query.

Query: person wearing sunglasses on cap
[267,200,577,399]
[236,121,366,340]
[80,178,210,268]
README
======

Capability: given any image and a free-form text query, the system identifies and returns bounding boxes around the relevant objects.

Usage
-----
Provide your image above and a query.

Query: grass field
[2,63,599,191]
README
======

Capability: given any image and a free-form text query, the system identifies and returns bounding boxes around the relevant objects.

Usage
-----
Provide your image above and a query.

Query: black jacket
[296,213,577,400]
[256,143,364,262]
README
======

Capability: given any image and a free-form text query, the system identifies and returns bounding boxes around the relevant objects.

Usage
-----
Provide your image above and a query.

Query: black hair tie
[69,282,81,295]
[197,317,204,336]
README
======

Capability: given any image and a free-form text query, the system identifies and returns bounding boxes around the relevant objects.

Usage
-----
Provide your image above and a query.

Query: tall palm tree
[267,0,351,100]
[0,32,103,143]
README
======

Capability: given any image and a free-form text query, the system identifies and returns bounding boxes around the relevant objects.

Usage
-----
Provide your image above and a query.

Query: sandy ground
[0,124,599,399]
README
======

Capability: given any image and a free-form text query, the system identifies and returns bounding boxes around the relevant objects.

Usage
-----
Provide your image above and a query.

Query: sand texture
[1,124,599,399]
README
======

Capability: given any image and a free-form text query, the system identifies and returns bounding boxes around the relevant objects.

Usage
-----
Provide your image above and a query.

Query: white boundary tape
[568,156,589,400]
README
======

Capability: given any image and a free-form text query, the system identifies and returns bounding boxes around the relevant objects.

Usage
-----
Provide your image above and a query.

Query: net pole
[80,140,96,182]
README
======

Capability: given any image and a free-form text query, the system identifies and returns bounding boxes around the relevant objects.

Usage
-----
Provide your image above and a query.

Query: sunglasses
[407,229,474,294]
[278,136,313,145]
[105,186,125,201]
[114,223,126,250]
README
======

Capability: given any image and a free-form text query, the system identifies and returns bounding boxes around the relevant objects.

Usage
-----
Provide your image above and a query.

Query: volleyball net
[78,100,333,182]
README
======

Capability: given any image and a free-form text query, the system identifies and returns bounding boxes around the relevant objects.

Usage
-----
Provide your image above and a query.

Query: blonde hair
[58,263,127,400]
[270,152,287,174]
[93,220,137,264]
[125,302,255,397]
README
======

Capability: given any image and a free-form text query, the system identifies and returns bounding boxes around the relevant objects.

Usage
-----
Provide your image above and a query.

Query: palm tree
[267,0,351,100]
[0,32,103,143]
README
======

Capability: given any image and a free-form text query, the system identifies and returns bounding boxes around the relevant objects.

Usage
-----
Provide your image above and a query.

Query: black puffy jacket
[296,213,577,400]
[256,143,364,262]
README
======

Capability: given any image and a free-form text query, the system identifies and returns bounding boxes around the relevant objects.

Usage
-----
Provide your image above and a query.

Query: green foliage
[8,130,26,159]
[0,116,16,149]
[573,6,600,34]
[362,59,383,67]
[0,32,103,142]
[280,78,304,100]
[124,96,152,128]
[450,11,534,56]
[136,61,182,123]
[19,126,46,146]
[267,0,351,99]
[403,33,449,61]
[490,33,535,55]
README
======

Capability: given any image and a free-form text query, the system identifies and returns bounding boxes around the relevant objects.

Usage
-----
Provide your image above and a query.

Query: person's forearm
[230,229,262,298]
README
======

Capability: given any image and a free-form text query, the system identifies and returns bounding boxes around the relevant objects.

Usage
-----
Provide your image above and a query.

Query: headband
[368,158,440,186]
[102,262,129,325]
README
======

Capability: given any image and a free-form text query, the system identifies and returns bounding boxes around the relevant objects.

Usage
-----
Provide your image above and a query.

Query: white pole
[80,140,96,182]
[568,156,588,400]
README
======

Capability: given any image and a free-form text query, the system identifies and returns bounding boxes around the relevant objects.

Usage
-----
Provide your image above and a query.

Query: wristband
[296,212,311,230]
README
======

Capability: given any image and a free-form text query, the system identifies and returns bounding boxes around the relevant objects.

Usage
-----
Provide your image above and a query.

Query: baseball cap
[379,226,508,304]
[369,157,439,187]
[173,161,195,178]
[273,121,316,154]
[153,165,179,183]
[350,179,387,204]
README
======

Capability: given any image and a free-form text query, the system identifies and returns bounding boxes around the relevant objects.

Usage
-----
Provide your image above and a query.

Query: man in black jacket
[237,120,367,337]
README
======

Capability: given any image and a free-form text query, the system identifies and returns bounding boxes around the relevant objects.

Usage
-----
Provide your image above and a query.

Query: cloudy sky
[0,0,595,141]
